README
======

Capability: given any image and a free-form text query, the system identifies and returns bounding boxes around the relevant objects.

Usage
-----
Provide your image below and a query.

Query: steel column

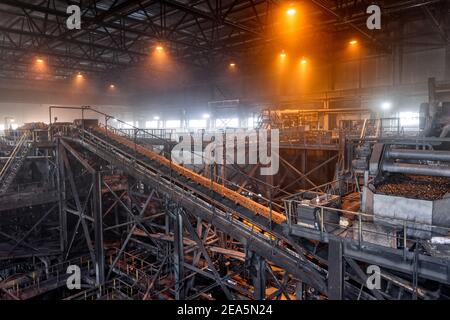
[328,239,344,300]
[173,207,185,300]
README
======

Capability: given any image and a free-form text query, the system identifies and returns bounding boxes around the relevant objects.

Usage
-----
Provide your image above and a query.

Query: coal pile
[376,174,450,201]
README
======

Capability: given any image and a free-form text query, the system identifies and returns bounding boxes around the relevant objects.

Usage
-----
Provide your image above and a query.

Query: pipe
[382,163,450,177]
[386,149,450,162]
[0,156,51,160]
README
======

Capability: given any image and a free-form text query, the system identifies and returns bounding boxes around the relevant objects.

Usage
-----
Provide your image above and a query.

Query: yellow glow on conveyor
[95,127,286,224]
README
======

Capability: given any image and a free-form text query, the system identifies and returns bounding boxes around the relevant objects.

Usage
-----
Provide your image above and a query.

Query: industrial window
[188,119,207,129]
[165,120,181,129]
[215,118,239,128]
[145,120,158,129]
[399,112,420,130]
[121,121,134,129]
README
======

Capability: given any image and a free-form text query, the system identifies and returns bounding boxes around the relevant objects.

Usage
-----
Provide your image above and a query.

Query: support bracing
[173,207,185,300]
[251,253,267,300]
[93,172,105,287]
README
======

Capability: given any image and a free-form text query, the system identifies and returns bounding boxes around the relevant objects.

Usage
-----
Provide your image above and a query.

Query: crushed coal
[375,174,450,201]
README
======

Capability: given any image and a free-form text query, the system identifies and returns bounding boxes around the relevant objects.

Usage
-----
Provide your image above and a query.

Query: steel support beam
[328,239,344,300]
[93,172,105,287]
[173,207,185,300]
[251,253,266,300]
[180,209,234,300]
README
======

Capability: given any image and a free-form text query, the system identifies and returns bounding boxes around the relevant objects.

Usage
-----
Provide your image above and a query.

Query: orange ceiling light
[349,39,358,45]
[229,62,236,67]
[286,8,297,16]
[280,50,287,58]
[34,58,46,72]
[300,57,307,64]
[155,45,164,52]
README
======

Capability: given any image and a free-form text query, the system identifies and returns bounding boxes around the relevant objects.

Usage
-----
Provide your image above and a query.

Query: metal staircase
[0,131,30,195]
[256,109,282,129]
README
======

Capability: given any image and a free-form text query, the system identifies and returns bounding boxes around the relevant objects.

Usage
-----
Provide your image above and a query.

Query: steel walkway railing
[0,131,30,195]
[65,126,329,295]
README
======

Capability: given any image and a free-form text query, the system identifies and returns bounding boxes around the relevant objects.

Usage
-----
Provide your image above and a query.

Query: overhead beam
[309,0,390,52]
[422,5,449,43]
[159,0,262,36]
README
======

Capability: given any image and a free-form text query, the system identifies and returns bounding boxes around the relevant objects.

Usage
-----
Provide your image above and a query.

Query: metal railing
[109,127,175,141]
[0,181,53,196]
[65,249,170,300]
[49,105,175,145]
[1,129,48,144]
[0,131,31,194]
[343,118,421,140]
[0,255,95,299]
[78,127,314,271]
[279,128,337,146]
[283,199,450,260]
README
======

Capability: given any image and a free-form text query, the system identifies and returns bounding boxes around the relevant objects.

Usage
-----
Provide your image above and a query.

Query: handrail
[283,198,450,259]
[0,131,27,178]
[49,105,171,146]
[74,129,329,291]
[76,128,289,239]
[90,126,287,224]
[0,255,95,294]
[103,124,289,209]
[284,200,450,233]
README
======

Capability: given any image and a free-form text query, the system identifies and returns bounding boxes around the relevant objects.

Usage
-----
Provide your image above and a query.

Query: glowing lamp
[381,102,392,111]
[286,8,296,16]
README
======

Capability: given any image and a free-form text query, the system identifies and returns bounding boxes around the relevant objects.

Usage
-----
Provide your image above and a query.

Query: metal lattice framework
[0,0,448,81]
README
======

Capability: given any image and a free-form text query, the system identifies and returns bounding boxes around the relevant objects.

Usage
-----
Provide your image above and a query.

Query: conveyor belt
[68,126,330,294]
[94,126,287,224]
[71,125,438,299]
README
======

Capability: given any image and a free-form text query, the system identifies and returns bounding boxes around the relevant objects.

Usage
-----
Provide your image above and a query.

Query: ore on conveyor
[375,174,450,201]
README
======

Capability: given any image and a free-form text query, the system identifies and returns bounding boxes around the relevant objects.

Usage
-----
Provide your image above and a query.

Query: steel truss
[0,131,60,261]
[39,131,297,300]
[1,107,450,299]
[54,120,375,299]
[0,0,448,81]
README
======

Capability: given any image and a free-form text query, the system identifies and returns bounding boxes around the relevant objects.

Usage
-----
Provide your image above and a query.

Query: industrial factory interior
[0,0,450,304]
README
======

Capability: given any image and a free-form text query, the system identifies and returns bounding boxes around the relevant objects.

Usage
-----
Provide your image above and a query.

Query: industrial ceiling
[0,0,448,81]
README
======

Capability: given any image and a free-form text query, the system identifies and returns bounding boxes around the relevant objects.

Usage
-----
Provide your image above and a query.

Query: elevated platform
[63,122,450,296]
